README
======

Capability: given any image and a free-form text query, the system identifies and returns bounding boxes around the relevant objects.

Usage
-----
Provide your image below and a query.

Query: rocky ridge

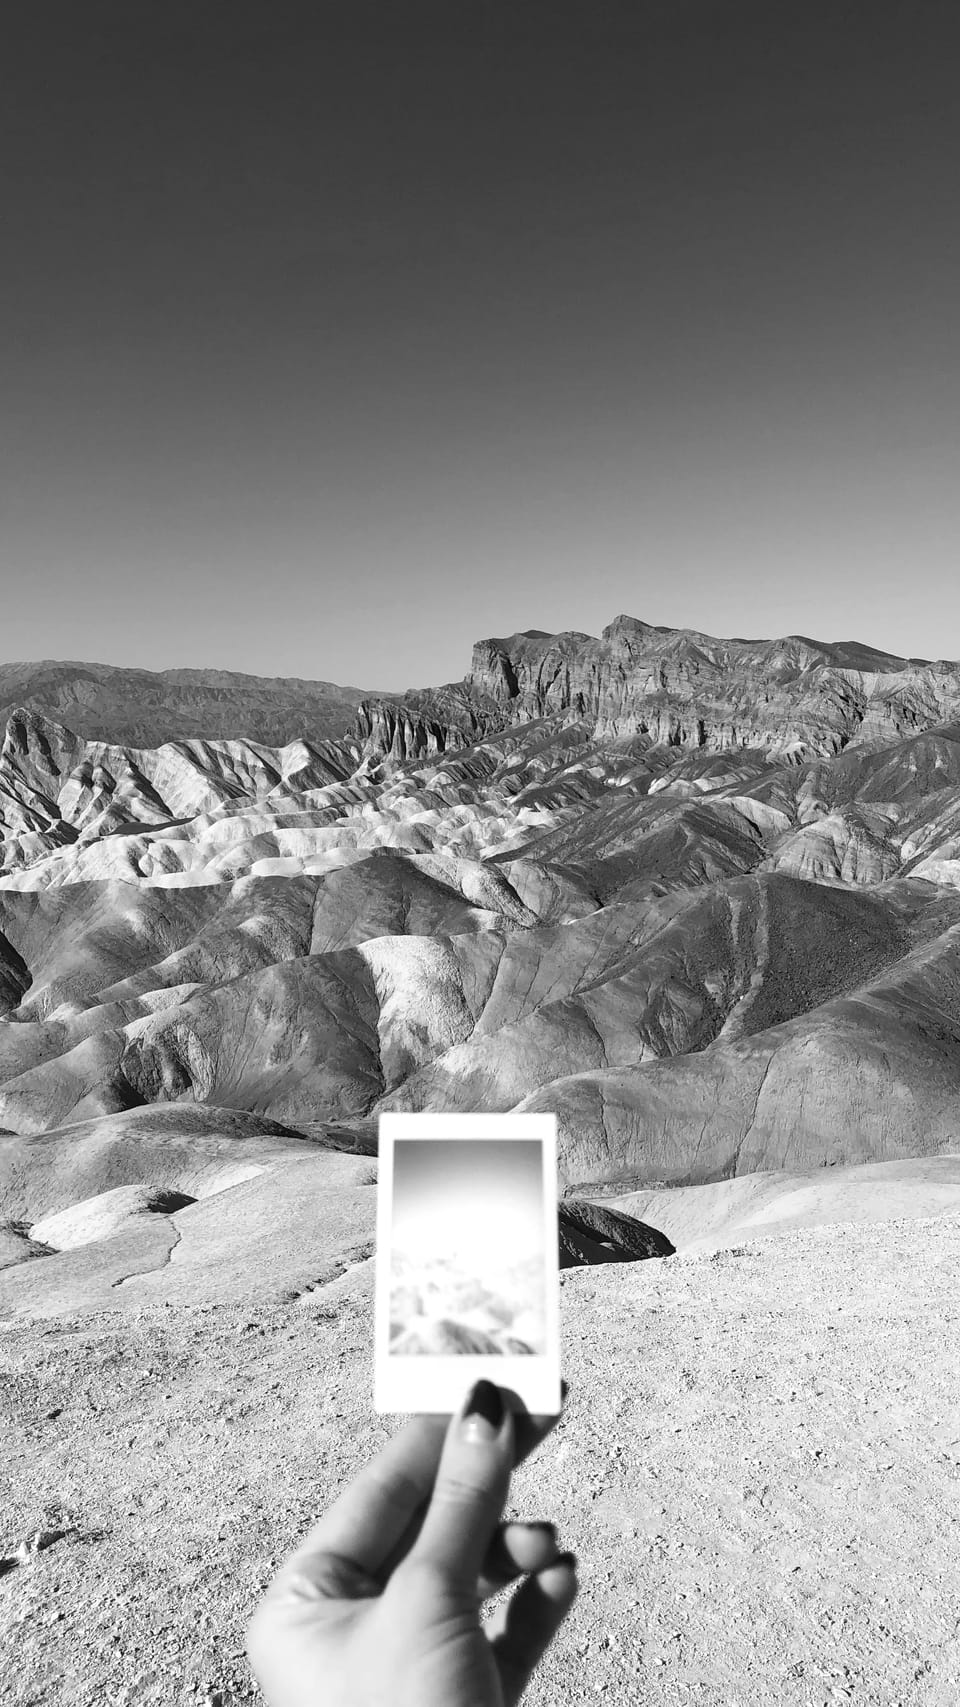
[413,618,960,760]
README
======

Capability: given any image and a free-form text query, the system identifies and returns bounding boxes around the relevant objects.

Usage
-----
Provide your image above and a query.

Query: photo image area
[389,1138,546,1357]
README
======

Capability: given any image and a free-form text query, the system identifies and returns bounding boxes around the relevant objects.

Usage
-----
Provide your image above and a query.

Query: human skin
[247,1379,578,1707]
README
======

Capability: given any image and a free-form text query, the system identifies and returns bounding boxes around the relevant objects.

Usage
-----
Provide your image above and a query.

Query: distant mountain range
[5,617,960,757]
[0,657,379,746]
[2,617,960,1315]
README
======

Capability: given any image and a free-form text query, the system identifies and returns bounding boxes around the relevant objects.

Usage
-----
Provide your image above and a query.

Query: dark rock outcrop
[559,1200,675,1265]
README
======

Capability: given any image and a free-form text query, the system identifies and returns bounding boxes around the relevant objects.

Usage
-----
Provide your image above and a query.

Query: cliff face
[463,617,960,760]
[354,683,503,763]
[354,701,459,763]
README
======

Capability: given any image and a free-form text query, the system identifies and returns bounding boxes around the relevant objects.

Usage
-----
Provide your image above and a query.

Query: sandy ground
[2,1211,959,1707]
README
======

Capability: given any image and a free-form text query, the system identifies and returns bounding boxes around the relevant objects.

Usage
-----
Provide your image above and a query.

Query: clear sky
[3,1,959,689]
[392,1140,544,1265]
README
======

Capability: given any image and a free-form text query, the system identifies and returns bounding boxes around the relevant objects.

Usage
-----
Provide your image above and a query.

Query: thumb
[407,1380,515,1592]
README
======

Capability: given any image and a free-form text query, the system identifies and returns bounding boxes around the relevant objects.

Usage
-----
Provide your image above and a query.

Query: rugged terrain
[2,618,960,1702]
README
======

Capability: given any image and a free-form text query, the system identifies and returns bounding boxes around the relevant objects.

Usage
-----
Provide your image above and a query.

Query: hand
[247,1379,578,1707]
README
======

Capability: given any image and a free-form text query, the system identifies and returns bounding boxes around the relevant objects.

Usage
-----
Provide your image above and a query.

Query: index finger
[377,1396,567,1583]
[282,1389,567,1584]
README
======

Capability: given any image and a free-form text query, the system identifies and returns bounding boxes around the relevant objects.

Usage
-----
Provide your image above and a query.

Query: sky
[392,1140,544,1267]
[3,0,959,689]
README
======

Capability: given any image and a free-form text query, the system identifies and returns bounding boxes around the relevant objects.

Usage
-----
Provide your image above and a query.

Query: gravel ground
[2,1212,959,1707]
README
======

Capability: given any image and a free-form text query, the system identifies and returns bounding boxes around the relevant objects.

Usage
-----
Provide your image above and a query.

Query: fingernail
[461,1379,504,1442]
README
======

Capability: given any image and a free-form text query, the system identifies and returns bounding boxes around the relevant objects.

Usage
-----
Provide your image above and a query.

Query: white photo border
[374,1112,561,1416]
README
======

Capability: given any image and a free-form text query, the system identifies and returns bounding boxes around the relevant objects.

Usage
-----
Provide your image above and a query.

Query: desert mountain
[464,617,960,756]
[0,659,381,747]
[2,617,960,1313]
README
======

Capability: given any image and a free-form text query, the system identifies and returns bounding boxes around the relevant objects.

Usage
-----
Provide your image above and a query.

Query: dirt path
[3,1212,959,1706]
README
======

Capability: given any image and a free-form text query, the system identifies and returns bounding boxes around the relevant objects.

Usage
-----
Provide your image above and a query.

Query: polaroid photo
[374,1112,561,1417]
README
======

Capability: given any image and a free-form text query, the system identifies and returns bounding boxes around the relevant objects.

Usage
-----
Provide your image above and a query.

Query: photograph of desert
[3,2,960,1703]
[388,1138,548,1356]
